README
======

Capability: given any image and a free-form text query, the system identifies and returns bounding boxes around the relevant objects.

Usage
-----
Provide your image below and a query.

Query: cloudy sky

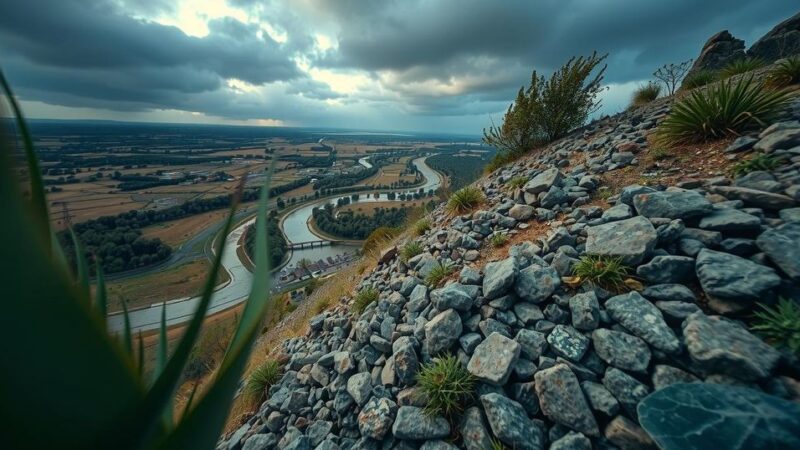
[0,0,796,134]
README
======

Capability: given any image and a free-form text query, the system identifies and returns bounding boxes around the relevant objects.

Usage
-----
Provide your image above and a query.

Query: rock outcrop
[748,11,800,62]
[684,30,745,81]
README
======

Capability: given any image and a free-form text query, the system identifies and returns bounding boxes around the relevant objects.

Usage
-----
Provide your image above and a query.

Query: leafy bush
[730,153,779,177]
[426,261,454,287]
[767,55,800,88]
[416,355,475,417]
[682,69,717,90]
[718,58,766,79]
[446,186,485,214]
[751,298,800,355]
[573,255,630,292]
[483,52,607,163]
[352,287,379,315]
[489,233,508,247]
[245,360,282,400]
[413,218,431,236]
[401,241,424,262]
[655,76,795,146]
[506,176,528,190]
[630,82,661,107]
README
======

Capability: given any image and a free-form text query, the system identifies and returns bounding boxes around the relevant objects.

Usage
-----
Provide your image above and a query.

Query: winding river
[107,156,442,333]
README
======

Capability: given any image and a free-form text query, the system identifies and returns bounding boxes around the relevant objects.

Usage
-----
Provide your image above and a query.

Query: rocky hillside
[220,32,800,450]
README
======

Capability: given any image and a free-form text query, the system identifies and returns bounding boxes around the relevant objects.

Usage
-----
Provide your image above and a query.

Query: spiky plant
[425,261,454,287]
[490,438,507,450]
[682,70,717,90]
[412,218,431,236]
[655,76,795,146]
[245,360,282,400]
[572,255,630,292]
[416,355,475,417]
[730,153,779,177]
[0,70,276,450]
[767,56,800,88]
[506,176,528,190]
[630,82,661,107]
[489,233,508,247]
[751,298,800,355]
[718,58,766,79]
[352,287,379,315]
[446,186,485,214]
[401,241,424,262]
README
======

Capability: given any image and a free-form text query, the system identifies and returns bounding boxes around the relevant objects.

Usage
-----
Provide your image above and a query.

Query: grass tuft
[682,70,717,90]
[730,153,779,177]
[650,147,670,161]
[718,58,766,79]
[245,360,282,400]
[751,298,800,355]
[352,287,379,315]
[573,255,630,292]
[655,76,795,146]
[630,82,661,107]
[489,233,508,247]
[425,261,454,287]
[416,355,475,417]
[412,218,432,236]
[506,176,529,190]
[767,56,800,88]
[446,186,485,214]
[401,241,424,262]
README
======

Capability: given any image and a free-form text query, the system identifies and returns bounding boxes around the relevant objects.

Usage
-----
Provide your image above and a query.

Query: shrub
[416,355,475,417]
[489,233,508,247]
[426,261,454,287]
[682,69,717,90]
[730,153,779,177]
[718,58,766,79]
[650,147,670,161]
[352,287,379,315]
[655,76,795,146]
[401,241,424,262]
[446,186,485,214]
[751,298,800,355]
[573,255,630,292]
[653,59,692,96]
[412,217,431,236]
[245,360,281,400]
[506,176,528,190]
[767,55,800,88]
[630,82,661,107]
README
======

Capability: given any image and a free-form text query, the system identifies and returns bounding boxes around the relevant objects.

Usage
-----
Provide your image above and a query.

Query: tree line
[312,203,409,240]
[243,211,288,268]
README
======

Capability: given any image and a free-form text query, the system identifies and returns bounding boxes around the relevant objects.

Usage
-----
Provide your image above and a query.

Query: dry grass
[141,210,231,246]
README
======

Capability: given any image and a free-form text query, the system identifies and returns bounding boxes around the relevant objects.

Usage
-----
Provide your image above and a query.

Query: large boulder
[514,263,560,303]
[483,257,518,300]
[586,216,658,265]
[467,332,521,385]
[481,394,545,450]
[695,249,780,312]
[632,190,712,219]
[592,329,651,373]
[524,168,563,194]
[424,309,463,355]
[535,364,599,436]
[756,222,800,282]
[748,12,800,62]
[358,397,398,440]
[605,292,680,354]
[708,186,796,210]
[684,30,745,83]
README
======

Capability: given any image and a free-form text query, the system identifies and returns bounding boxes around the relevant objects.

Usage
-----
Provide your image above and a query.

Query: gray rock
[508,204,535,221]
[581,380,620,417]
[604,415,657,450]
[550,431,592,450]
[540,186,569,208]
[754,126,800,153]
[347,372,372,406]
[586,216,658,265]
[535,364,599,436]
[602,203,633,222]
[655,301,701,321]
[695,248,780,306]
[633,190,712,219]
[651,364,700,390]
[569,291,600,330]
[709,186,796,210]
[618,185,656,206]
[698,208,761,232]
[602,367,650,419]
[284,437,310,450]
[514,302,544,325]
[724,135,757,153]
[636,255,695,284]
[683,312,780,381]
[546,325,590,362]
[592,329,651,372]
[605,292,680,353]
[483,257,518,300]
[757,222,800,281]
[641,284,696,303]
[420,441,458,450]
[459,266,482,285]
[306,421,332,447]
[459,332,482,354]
[468,332,521,385]
[391,406,450,440]
[393,337,419,386]
[481,393,545,450]
[333,351,355,374]
[425,309,463,355]
[525,168,563,194]
[515,329,548,360]
[514,263,560,303]
[358,396,397,440]
[780,207,800,223]
[242,434,278,450]
[459,406,494,450]
[431,283,474,311]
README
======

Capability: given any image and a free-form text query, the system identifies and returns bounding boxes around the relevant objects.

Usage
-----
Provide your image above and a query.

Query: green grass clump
[352,287,379,314]
[491,439,507,450]
[573,255,630,292]
[412,217,431,236]
[401,241,424,262]
[489,233,508,247]
[446,186,485,214]
[630,82,661,107]
[245,360,282,400]
[426,261,454,287]
[751,298,800,355]
[730,153,779,177]
[655,76,795,146]
[767,56,800,88]
[682,70,717,90]
[416,355,475,417]
[650,147,670,161]
[506,176,528,190]
[718,58,766,79]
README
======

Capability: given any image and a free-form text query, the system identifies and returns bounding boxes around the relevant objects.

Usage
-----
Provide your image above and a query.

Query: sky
[0,0,796,134]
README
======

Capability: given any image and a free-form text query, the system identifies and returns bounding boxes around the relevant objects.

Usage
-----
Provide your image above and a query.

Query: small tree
[654,59,692,96]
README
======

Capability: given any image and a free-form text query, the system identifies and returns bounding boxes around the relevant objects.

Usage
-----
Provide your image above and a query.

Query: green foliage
[718,58,766,79]
[352,287,379,315]
[483,52,607,165]
[650,147,670,161]
[573,255,630,292]
[751,298,800,355]
[426,261,454,287]
[0,70,277,450]
[655,76,795,146]
[489,233,508,247]
[401,241,424,262]
[426,152,494,191]
[767,56,800,88]
[244,214,289,268]
[682,69,717,90]
[506,176,528,190]
[630,82,661,107]
[314,203,410,240]
[446,186,485,214]
[416,355,475,417]
[730,153,779,177]
[245,360,282,400]
[412,218,431,236]
[490,439,507,450]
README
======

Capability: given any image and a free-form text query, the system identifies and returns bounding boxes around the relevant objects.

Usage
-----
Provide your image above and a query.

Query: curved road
[107,156,441,333]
